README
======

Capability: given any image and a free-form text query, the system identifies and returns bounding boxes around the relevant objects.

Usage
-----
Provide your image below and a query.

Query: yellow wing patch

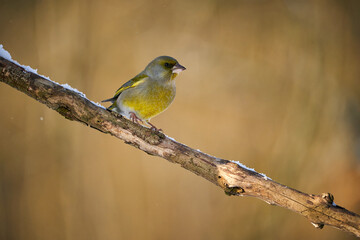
[114,79,145,95]
[113,74,147,98]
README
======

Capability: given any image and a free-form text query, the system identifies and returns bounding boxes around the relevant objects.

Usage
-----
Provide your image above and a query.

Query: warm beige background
[1,0,360,239]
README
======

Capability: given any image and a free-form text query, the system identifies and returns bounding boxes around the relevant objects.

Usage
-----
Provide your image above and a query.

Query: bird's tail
[101,96,117,103]
[107,103,117,111]
[101,97,118,111]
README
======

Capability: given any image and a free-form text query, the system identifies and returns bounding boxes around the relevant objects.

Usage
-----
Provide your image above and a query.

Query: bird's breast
[119,81,176,120]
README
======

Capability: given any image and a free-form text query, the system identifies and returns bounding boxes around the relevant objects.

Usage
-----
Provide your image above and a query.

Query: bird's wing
[101,73,148,103]
[113,73,148,98]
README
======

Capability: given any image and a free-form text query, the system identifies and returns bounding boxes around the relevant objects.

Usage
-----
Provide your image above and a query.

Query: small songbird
[102,56,186,131]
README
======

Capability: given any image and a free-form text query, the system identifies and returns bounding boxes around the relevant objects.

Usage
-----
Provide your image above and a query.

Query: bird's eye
[164,62,171,68]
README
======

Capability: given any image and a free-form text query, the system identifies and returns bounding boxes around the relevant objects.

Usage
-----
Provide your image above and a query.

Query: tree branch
[0,55,359,237]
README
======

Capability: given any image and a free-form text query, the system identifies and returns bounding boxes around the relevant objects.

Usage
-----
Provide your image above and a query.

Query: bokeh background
[1,0,360,239]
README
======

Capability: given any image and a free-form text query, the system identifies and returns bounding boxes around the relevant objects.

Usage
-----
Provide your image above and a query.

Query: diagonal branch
[0,55,359,237]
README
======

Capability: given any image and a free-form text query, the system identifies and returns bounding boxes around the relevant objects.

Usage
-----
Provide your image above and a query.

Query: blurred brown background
[1,0,360,239]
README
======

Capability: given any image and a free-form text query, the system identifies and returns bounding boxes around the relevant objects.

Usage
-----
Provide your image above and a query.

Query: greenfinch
[102,56,186,131]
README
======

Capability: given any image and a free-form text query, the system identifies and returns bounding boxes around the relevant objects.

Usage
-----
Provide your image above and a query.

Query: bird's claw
[147,121,162,132]
[129,112,143,125]
[129,112,162,132]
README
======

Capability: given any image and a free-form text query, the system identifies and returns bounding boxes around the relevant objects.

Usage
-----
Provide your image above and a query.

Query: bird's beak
[172,63,186,74]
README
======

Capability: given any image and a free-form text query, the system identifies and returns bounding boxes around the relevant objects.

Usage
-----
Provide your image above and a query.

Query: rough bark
[0,56,359,237]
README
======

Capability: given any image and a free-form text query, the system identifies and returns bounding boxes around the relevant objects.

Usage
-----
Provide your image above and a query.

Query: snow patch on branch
[230,160,271,180]
[61,83,105,109]
[0,44,51,80]
[0,45,12,61]
[61,83,87,98]
[0,44,105,109]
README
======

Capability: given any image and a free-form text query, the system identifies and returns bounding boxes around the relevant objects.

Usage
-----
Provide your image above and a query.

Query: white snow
[230,160,271,180]
[160,131,272,181]
[166,135,176,141]
[91,101,106,109]
[261,174,271,180]
[230,160,255,172]
[0,44,12,60]
[0,44,51,80]
[61,83,87,98]
[0,44,105,109]
[61,83,105,109]
[311,222,322,228]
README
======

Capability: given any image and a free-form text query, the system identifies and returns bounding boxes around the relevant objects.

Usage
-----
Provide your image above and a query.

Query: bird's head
[145,56,186,81]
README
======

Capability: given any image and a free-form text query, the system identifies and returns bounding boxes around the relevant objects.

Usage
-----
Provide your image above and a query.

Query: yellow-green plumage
[122,81,176,120]
[102,56,185,130]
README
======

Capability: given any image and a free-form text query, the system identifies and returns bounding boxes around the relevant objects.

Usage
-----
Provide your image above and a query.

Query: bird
[102,56,186,131]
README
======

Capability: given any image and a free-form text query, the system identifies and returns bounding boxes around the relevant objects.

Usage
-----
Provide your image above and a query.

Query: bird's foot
[129,112,143,125]
[147,121,162,132]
